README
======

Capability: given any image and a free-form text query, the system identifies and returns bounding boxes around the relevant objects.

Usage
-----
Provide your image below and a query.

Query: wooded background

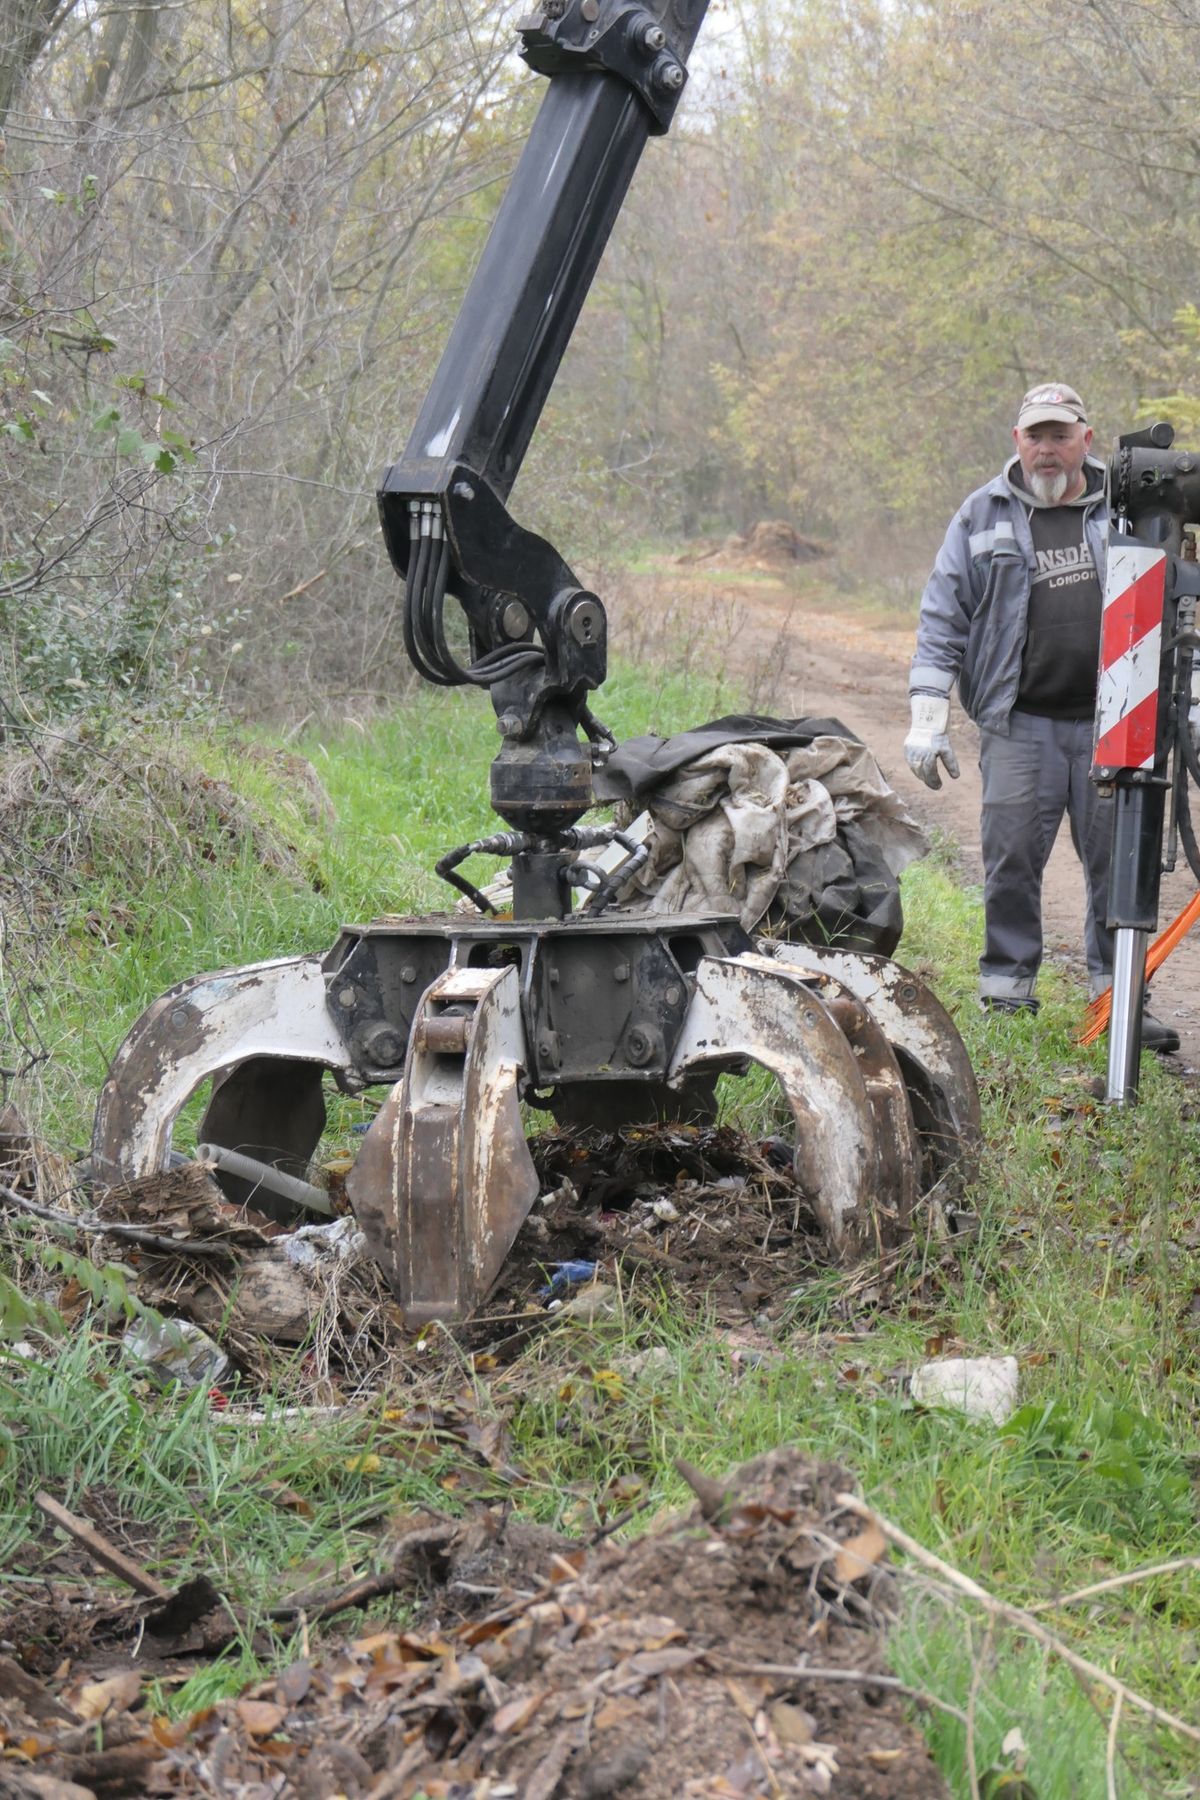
[2,0,1198,721]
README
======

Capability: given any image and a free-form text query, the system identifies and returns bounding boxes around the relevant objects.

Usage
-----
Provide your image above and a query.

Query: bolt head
[568,597,604,645]
[497,712,524,738]
[362,1022,405,1066]
[624,1023,662,1068]
[338,986,356,1009]
[501,600,530,639]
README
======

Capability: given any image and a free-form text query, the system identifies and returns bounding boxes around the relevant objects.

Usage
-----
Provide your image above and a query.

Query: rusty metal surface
[789,968,918,1242]
[765,944,981,1193]
[346,964,539,1326]
[667,953,879,1260]
[91,956,352,1184]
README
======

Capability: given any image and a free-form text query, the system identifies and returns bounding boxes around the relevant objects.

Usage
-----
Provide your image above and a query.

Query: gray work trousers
[978,711,1114,1002]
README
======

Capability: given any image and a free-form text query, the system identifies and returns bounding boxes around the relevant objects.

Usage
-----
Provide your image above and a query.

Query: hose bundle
[402,500,545,689]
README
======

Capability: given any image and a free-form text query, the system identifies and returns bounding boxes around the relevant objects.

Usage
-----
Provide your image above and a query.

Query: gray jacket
[910,455,1108,732]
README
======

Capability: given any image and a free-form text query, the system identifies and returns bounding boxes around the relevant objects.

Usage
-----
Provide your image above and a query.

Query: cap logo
[1016,381,1087,426]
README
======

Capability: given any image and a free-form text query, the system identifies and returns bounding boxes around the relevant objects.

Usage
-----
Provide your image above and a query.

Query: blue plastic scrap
[538,1259,598,1299]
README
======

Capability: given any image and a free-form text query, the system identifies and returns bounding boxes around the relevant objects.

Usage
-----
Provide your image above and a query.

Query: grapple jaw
[346,965,539,1325]
[91,917,978,1328]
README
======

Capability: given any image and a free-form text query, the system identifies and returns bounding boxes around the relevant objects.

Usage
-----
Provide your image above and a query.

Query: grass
[0,1331,466,1714]
[3,658,1200,1794]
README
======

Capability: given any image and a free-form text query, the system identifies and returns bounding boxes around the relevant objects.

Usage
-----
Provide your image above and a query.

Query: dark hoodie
[1005,456,1106,719]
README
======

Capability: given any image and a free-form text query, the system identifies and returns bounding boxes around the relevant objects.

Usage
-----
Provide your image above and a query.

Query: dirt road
[616,561,1200,1072]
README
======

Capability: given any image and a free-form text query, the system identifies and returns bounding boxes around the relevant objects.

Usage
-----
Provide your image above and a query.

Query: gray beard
[1029,467,1070,505]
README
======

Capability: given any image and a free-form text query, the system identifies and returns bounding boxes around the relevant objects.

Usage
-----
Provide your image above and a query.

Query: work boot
[980,996,1039,1016]
[1141,1011,1180,1055]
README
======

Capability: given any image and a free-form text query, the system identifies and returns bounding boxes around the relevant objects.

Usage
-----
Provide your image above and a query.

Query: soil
[0,1450,949,1800]
[610,559,1200,1069]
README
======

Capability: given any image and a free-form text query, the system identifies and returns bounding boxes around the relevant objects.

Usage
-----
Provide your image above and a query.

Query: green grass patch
[0,1333,467,1710]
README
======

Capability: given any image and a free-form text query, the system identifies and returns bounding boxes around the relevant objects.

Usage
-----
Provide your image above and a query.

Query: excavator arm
[377,0,710,854]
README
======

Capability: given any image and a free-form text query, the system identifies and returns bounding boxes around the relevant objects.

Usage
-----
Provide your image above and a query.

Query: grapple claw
[91,955,352,1199]
[764,944,980,1197]
[669,953,882,1259]
[346,964,539,1326]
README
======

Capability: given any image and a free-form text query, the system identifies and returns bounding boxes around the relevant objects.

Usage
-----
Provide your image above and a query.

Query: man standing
[903,381,1178,1052]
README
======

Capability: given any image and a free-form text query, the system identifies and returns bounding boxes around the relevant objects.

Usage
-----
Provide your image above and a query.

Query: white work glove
[904,692,960,789]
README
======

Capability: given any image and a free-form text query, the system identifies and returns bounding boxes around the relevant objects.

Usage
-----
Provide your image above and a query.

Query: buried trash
[4,1110,974,1419]
[538,1259,599,1299]
[120,1316,230,1391]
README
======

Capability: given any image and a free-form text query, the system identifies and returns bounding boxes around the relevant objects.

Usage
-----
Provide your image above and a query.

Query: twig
[714,1658,970,1728]
[588,1494,655,1546]
[0,1182,229,1258]
[835,1493,1200,1745]
[738,1707,782,1798]
[273,568,327,604]
[1026,1555,1200,1613]
[965,1616,993,1800]
[270,1523,459,1623]
[1107,1691,1123,1800]
[34,1491,169,1599]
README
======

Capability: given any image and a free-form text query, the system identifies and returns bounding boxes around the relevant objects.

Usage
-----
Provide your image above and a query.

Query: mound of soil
[0,1450,948,1799]
[678,522,830,571]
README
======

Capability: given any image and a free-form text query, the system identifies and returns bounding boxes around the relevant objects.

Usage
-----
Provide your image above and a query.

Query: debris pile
[2,1111,953,1407]
[677,521,830,570]
[0,1450,949,1799]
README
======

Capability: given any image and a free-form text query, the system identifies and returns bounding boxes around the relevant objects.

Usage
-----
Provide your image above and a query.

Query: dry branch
[1027,1554,1200,1614]
[715,1657,970,1729]
[0,1180,230,1258]
[33,1490,169,1598]
[836,1492,1200,1747]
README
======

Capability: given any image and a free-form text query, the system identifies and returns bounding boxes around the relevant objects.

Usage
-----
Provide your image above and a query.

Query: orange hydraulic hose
[1078,888,1200,1045]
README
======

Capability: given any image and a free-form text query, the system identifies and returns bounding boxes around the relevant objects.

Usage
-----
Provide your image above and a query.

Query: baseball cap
[1016,383,1088,429]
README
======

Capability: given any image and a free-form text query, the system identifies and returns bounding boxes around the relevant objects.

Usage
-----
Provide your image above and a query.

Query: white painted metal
[765,942,980,1146]
[92,956,351,1179]
[347,963,540,1324]
[667,953,877,1257]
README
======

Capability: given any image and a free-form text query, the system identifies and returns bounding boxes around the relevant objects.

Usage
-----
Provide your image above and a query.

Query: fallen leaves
[0,1448,949,1799]
[833,1522,887,1585]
